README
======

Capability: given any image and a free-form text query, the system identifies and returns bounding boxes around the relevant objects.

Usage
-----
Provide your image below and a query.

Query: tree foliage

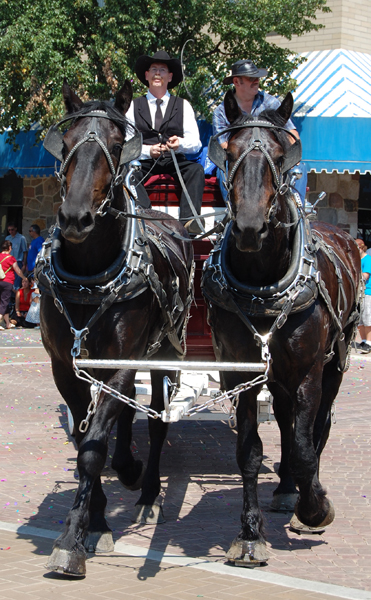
[0,0,329,143]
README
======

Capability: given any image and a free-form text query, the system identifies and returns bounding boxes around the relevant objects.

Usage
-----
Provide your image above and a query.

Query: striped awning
[291,49,371,173]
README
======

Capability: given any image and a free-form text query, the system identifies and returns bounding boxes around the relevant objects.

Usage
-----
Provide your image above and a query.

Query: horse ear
[224,89,241,124]
[114,80,133,115]
[62,78,84,114]
[276,92,294,124]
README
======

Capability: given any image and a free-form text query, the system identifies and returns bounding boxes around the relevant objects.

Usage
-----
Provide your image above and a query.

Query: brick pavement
[0,329,371,599]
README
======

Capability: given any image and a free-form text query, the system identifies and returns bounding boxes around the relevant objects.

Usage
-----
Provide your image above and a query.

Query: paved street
[0,328,370,600]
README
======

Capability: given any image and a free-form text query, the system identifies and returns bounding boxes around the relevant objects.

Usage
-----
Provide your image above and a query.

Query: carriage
[36,81,361,575]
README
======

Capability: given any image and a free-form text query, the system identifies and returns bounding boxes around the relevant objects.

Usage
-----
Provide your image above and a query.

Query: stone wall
[307,171,359,238]
[20,172,360,242]
[22,176,61,242]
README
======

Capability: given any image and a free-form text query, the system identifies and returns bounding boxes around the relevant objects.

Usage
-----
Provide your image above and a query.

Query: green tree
[0,0,329,143]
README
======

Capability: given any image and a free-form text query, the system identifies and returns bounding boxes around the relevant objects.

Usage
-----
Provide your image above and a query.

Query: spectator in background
[355,238,371,353]
[24,275,40,329]
[27,224,44,274]
[5,222,27,289]
[14,276,32,327]
[0,240,27,329]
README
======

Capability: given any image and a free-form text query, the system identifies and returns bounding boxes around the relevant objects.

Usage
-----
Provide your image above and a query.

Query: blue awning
[0,128,56,178]
[291,49,371,174]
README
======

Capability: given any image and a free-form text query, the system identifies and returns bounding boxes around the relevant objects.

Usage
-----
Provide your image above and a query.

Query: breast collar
[35,207,151,307]
[202,194,319,319]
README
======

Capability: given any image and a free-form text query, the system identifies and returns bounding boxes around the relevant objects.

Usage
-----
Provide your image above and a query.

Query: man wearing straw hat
[126,50,205,234]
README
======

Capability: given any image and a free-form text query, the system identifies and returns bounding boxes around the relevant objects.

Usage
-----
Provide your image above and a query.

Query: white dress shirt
[126,90,202,160]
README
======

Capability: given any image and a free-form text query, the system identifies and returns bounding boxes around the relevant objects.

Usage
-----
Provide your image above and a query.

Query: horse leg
[225,378,268,566]
[314,354,343,464]
[269,383,298,512]
[112,395,146,490]
[131,368,171,524]
[47,372,131,575]
[290,366,335,534]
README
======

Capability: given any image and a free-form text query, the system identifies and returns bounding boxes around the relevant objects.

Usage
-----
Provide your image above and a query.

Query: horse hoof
[113,461,146,492]
[270,492,299,512]
[289,514,326,534]
[84,530,114,553]
[121,465,146,492]
[226,538,268,567]
[131,503,165,524]
[319,498,335,527]
[46,547,86,576]
[291,498,335,534]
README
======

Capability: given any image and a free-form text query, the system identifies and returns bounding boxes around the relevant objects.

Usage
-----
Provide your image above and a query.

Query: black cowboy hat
[223,59,268,85]
[135,50,183,89]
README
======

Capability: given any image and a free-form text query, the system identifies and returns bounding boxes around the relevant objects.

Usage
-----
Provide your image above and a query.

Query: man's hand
[166,135,179,151]
[150,143,166,158]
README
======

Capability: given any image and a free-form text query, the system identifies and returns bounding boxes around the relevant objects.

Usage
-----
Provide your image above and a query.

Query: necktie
[155,98,163,133]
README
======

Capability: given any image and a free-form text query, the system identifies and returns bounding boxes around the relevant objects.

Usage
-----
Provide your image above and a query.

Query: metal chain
[185,371,270,428]
[73,351,271,432]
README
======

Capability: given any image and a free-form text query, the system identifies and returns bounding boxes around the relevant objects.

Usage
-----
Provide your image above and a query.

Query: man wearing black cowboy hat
[211,59,303,201]
[126,50,205,234]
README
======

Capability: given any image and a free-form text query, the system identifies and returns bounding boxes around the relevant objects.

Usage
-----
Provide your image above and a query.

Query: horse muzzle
[57,205,95,244]
[231,220,268,252]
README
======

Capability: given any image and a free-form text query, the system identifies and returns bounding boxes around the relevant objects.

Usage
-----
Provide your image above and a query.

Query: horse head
[224,91,296,252]
[56,81,133,243]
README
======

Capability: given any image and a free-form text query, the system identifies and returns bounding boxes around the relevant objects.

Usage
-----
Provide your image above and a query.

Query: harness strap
[144,263,185,357]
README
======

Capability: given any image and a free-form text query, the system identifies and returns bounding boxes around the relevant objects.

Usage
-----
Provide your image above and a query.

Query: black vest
[133,95,184,145]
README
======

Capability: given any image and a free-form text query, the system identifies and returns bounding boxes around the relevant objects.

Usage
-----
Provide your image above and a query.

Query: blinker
[43,125,64,162]
[208,121,302,175]
[43,112,143,167]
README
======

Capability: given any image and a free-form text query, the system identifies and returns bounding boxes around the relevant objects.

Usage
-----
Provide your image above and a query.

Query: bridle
[208,118,302,223]
[226,125,290,223]
[43,110,142,217]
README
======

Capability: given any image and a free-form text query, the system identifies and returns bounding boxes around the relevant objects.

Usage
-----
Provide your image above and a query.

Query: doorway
[0,170,23,243]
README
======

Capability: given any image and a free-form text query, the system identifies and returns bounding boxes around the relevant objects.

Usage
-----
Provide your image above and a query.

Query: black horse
[202,91,361,566]
[37,81,194,576]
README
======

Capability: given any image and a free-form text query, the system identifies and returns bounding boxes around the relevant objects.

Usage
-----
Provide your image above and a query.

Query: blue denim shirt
[212,90,296,145]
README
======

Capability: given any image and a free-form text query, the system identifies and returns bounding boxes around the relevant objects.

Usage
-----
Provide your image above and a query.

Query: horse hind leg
[84,477,114,554]
[269,383,298,512]
[289,366,338,535]
[290,356,342,534]
[131,368,173,525]
[112,399,146,491]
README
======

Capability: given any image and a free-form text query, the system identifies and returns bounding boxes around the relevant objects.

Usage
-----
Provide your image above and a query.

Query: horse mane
[65,99,132,138]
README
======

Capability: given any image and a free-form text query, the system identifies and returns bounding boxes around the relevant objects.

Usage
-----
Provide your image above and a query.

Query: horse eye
[112,144,122,156]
